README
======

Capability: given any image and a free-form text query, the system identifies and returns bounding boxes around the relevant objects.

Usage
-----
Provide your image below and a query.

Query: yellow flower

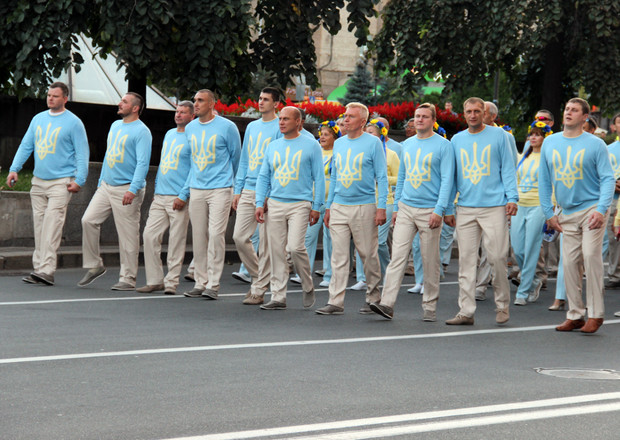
[535,121,546,128]
[381,127,388,136]
[370,119,379,124]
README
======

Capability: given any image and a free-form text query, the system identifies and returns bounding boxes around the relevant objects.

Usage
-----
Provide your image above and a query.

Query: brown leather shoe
[555,319,586,331]
[580,318,604,334]
[136,284,164,293]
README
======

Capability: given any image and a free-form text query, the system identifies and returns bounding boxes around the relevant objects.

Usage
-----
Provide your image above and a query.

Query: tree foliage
[339,60,376,106]
[375,0,620,121]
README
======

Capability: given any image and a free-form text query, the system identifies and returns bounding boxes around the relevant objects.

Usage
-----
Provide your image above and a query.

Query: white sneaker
[319,280,330,287]
[349,281,367,291]
[614,310,620,317]
[290,275,302,284]
[232,271,251,284]
[407,283,423,294]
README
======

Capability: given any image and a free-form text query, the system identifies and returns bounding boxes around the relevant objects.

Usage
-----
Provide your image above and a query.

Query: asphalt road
[2,261,620,439]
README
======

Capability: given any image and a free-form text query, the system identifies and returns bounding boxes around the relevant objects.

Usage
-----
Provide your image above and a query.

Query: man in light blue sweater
[539,98,615,334]
[445,97,518,325]
[79,92,152,290]
[7,82,89,286]
[181,89,241,300]
[136,101,194,295]
[254,106,325,310]
[316,102,389,315]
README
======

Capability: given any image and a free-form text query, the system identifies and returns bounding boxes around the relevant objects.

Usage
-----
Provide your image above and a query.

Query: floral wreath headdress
[368,119,388,141]
[433,121,447,138]
[527,120,553,138]
[319,120,341,138]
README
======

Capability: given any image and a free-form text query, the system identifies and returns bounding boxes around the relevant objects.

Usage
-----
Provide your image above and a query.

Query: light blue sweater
[326,132,389,209]
[99,119,152,194]
[538,132,615,218]
[154,129,192,196]
[395,133,455,216]
[607,140,620,200]
[10,110,89,186]
[255,135,325,211]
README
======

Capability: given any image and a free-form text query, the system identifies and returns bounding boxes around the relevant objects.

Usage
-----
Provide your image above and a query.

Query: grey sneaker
[136,284,164,293]
[527,278,542,303]
[446,314,474,325]
[31,272,54,286]
[243,294,264,305]
[475,289,486,301]
[496,308,510,324]
[110,282,135,291]
[369,302,393,320]
[359,303,373,314]
[423,310,437,322]
[183,288,205,298]
[514,297,527,306]
[78,267,106,287]
[22,275,41,284]
[184,273,195,282]
[260,300,287,310]
[303,288,315,308]
[315,304,344,315]
[202,289,218,300]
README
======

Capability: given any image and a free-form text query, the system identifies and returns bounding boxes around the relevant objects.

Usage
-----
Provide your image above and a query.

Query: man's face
[175,105,193,127]
[405,120,416,138]
[118,94,137,118]
[535,112,554,128]
[47,87,67,112]
[445,102,453,112]
[464,102,485,129]
[258,92,277,114]
[483,103,495,125]
[193,92,213,118]
[414,108,435,133]
[563,102,587,129]
[343,107,365,133]
[279,107,299,135]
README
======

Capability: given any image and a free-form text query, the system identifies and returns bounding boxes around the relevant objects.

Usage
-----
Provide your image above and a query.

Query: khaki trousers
[265,199,312,303]
[381,205,442,312]
[30,176,73,275]
[232,190,270,297]
[456,206,510,317]
[188,187,232,291]
[82,182,145,285]
[328,203,381,308]
[606,202,620,281]
[142,194,190,291]
[560,206,608,320]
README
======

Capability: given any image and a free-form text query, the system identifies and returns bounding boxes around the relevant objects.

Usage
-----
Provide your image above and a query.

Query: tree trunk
[539,38,563,127]
[128,70,147,110]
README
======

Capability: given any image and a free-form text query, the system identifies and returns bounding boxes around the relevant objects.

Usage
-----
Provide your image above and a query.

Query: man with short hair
[370,103,454,321]
[298,108,315,139]
[377,116,402,158]
[136,101,194,295]
[604,112,620,288]
[404,118,416,139]
[79,92,152,290]
[539,98,615,334]
[182,89,241,299]
[8,82,89,286]
[232,87,282,305]
[254,106,324,310]
[315,102,388,315]
[445,97,518,325]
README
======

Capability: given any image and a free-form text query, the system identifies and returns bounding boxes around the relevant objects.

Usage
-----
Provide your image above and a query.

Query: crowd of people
[7,81,620,334]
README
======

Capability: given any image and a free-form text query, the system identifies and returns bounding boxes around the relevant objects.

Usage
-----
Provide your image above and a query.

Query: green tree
[340,60,376,106]
[375,0,620,121]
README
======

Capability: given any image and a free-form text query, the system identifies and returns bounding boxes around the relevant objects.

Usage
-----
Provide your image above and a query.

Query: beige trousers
[265,199,313,303]
[142,194,190,290]
[606,201,620,281]
[560,206,608,320]
[456,206,510,317]
[381,204,442,312]
[328,203,381,308]
[232,190,270,297]
[188,187,232,291]
[82,182,145,285]
[30,176,73,275]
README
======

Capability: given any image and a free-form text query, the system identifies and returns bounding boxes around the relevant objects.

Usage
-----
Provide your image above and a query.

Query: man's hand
[546,215,563,233]
[263,198,269,214]
[309,210,320,226]
[587,211,605,230]
[173,198,186,210]
[6,171,18,187]
[506,202,518,216]
[255,207,265,224]
[375,208,387,226]
[66,182,81,193]
[324,209,330,228]
[231,194,241,211]
[391,211,398,226]
[122,191,135,205]
[444,215,456,227]
[615,179,620,194]
[429,212,442,229]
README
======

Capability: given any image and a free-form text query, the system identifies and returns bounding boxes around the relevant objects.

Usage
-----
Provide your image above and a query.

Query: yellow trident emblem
[609,154,620,179]
[273,146,302,187]
[518,159,538,193]
[35,123,61,160]
[191,132,216,171]
[106,129,129,168]
[159,139,184,175]
[248,132,272,171]
[552,146,584,189]
[405,150,432,189]
[461,142,491,185]
[336,148,363,189]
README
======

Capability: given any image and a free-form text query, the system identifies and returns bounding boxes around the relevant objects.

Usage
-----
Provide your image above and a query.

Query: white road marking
[1,320,619,365]
[160,392,620,439]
